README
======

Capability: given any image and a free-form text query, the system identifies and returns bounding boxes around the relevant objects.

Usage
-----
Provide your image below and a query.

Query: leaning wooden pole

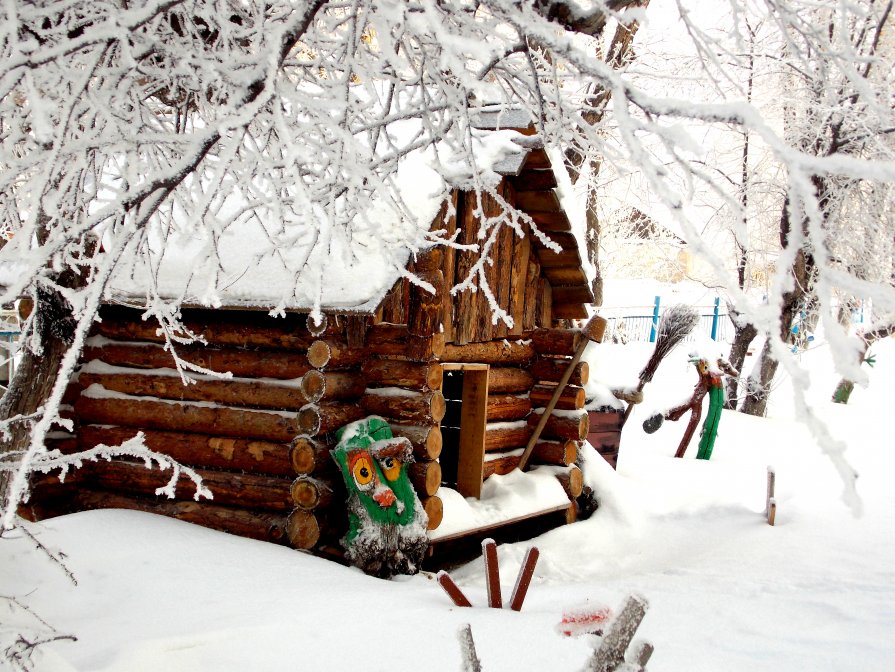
[518,315,606,471]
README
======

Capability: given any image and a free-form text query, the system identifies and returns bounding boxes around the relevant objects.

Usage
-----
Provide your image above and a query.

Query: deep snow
[2,334,894,671]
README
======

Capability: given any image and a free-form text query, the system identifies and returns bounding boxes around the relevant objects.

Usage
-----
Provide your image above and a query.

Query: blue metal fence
[602,296,733,344]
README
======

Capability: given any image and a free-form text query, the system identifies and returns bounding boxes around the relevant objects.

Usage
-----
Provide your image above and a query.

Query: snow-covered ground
[3,332,894,671]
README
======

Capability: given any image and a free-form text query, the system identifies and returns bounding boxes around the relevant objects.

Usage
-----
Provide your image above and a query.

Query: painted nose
[373,488,396,508]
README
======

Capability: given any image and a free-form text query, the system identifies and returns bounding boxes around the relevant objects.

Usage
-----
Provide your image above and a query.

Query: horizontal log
[486,394,532,422]
[482,453,521,478]
[528,210,571,232]
[487,367,535,394]
[75,394,302,443]
[300,369,366,402]
[296,403,366,437]
[307,340,367,370]
[78,425,293,477]
[421,495,443,531]
[96,306,338,351]
[286,510,329,550]
[484,423,533,452]
[551,285,594,306]
[531,328,583,356]
[389,424,443,461]
[366,324,445,361]
[361,359,443,391]
[78,372,311,411]
[289,436,335,475]
[555,465,583,499]
[527,411,589,441]
[361,390,446,424]
[291,475,338,511]
[442,340,535,366]
[389,422,443,460]
[71,489,289,543]
[510,169,558,191]
[83,341,313,380]
[529,384,586,410]
[530,359,589,386]
[481,441,577,479]
[532,440,579,466]
[80,459,294,510]
[409,460,441,497]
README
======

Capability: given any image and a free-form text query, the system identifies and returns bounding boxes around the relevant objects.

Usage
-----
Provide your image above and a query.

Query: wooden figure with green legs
[642,354,738,460]
[331,416,429,578]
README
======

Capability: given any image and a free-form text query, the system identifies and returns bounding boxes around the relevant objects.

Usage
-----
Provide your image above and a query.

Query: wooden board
[455,366,489,499]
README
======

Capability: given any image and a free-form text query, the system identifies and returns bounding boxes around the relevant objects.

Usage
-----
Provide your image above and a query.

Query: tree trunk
[0,291,75,512]
[724,309,758,410]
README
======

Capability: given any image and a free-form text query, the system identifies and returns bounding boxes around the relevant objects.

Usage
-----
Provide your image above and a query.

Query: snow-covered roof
[106,122,594,316]
[106,128,545,314]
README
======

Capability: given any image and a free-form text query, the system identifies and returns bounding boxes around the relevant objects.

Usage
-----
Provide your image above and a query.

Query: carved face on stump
[332,416,429,578]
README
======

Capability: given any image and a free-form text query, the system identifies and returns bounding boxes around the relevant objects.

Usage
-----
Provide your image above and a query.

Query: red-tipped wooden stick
[437,571,473,608]
[508,546,540,611]
[482,539,502,608]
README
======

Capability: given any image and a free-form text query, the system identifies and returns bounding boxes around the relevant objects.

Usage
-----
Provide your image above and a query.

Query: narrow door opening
[440,364,489,498]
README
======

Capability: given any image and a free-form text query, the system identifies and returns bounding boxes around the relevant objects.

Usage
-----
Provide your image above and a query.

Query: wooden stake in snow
[437,544,539,611]
[437,571,473,608]
[519,315,607,471]
[508,546,540,611]
[585,594,650,672]
[482,539,502,608]
[766,466,777,526]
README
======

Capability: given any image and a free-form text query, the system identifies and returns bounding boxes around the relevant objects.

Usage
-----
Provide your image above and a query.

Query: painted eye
[352,456,374,487]
[379,456,402,482]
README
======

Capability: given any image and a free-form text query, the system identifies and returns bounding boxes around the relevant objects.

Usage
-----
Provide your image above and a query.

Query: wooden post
[437,571,472,607]
[482,539,502,608]
[508,546,539,611]
[766,466,776,525]
[518,315,606,471]
[458,624,482,672]
[453,364,489,499]
[585,594,649,672]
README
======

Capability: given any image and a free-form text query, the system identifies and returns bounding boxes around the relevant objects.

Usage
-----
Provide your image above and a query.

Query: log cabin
[24,116,625,561]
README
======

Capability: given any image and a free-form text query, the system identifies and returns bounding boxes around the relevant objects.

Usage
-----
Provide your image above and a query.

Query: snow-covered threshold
[3,332,893,671]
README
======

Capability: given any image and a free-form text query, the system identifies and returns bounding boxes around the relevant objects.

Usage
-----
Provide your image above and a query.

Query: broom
[620,304,700,428]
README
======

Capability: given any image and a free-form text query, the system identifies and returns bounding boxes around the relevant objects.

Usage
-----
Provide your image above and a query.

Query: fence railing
[601,296,734,344]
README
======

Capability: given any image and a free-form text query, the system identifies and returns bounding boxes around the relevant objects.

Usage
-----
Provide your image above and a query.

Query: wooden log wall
[376,182,558,347]
[55,306,448,555]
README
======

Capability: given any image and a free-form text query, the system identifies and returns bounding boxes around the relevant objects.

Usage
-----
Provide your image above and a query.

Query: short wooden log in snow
[421,495,443,530]
[484,424,534,452]
[585,594,650,672]
[296,402,367,437]
[408,460,442,498]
